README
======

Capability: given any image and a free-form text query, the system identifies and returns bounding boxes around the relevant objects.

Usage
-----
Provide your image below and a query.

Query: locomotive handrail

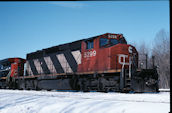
[129,54,133,79]
[6,69,12,83]
[129,57,131,78]
[15,69,122,79]
[121,63,125,78]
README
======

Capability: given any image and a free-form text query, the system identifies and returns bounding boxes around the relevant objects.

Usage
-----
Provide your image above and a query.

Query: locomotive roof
[26,33,123,60]
[27,39,83,60]
[0,58,9,64]
[0,58,25,64]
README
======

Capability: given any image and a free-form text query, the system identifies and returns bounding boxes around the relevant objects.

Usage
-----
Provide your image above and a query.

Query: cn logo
[118,54,129,65]
[128,46,133,53]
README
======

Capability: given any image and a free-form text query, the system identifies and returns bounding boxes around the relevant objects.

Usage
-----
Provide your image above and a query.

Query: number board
[108,34,117,39]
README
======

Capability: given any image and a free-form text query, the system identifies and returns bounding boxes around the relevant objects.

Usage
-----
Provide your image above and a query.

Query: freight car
[0,33,159,93]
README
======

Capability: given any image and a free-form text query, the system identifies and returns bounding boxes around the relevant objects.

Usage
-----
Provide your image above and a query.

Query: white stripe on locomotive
[33,59,43,74]
[71,50,81,65]
[44,56,57,74]
[56,54,73,73]
[26,61,33,76]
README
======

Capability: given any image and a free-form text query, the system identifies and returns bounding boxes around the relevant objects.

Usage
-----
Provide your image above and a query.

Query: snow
[0,89,170,113]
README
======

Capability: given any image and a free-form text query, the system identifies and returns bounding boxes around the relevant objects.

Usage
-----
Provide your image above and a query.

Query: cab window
[100,38,108,47]
[86,40,94,49]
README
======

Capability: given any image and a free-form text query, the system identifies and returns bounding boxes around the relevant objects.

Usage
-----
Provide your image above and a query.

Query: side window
[100,38,108,47]
[86,40,94,49]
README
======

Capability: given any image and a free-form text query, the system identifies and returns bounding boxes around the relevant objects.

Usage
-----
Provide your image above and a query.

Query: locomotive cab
[78,33,138,73]
[0,58,26,78]
[0,58,26,89]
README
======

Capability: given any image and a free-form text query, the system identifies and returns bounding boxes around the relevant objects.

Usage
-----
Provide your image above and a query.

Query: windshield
[119,38,127,44]
[0,65,10,77]
[100,38,109,47]
[110,39,118,45]
[100,37,127,48]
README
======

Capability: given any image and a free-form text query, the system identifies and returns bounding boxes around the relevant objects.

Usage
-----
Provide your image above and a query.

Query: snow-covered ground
[0,89,170,113]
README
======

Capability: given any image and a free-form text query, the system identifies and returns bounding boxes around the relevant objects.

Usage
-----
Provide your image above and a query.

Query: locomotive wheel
[71,76,80,90]
[98,77,107,92]
[99,82,105,92]
[104,88,110,93]
[78,78,89,92]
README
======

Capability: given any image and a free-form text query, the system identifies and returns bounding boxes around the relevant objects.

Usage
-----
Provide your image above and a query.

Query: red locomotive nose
[109,44,138,70]
[77,33,139,73]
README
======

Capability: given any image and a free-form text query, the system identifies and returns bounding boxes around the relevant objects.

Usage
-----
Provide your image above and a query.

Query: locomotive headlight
[128,46,133,53]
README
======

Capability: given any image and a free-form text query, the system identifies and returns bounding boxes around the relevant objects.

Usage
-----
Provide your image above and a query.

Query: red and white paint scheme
[78,33,138,72]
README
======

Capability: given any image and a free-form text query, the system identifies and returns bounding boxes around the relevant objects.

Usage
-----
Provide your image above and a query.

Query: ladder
[120,55,132,92]
[124,69,131,89]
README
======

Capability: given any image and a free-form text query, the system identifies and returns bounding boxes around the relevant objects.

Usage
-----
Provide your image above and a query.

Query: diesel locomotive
[0,33,159,93]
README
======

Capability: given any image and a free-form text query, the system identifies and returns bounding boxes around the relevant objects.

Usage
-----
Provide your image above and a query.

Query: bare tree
[152,29,170,89]
[135,41,150,69]
[132,29,169,89]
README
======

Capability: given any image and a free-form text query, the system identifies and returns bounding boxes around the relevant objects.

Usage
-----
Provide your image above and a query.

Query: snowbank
[0,89,170,113]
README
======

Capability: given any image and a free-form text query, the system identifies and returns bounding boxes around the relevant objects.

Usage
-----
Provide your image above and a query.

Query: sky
[0,1,169,60]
